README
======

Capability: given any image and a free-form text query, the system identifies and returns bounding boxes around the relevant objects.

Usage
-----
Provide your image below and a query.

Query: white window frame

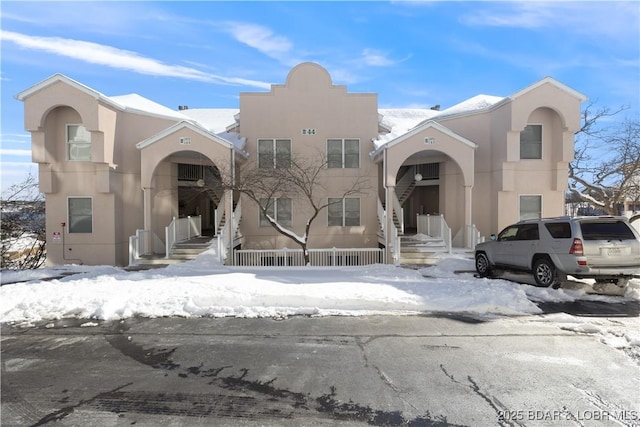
[67,196,93,233]
[327,138,360,168]
[258,138,291,168]
[328,197,360,226]
[519,124,543,160]
[259,198,292,227]
[519,194,542,220]
[66,124,92,161]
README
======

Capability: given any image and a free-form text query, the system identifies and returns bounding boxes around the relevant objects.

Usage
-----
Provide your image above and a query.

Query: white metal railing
[165,215,202,258]
[377,197,386,237]
[214,201,225,235]
[392,192,404,235]
[218,199,242,264]
[377,197,401,264]
[467,224,484,249]
[395,166,415,202]
[128,229,150,266]
[234,247,385,267]
[417,214,452,254]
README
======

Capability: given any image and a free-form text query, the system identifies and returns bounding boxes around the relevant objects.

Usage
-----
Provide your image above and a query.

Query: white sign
[425,137,436,145]
[301,129,317,135]
[52,231,62,243]
[179,137,192,145]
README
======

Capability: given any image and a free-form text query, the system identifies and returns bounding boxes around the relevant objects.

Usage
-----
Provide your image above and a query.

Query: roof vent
[178,105,189,110]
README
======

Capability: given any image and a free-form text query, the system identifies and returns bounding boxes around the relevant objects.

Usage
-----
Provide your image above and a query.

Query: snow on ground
[2,244,638,358]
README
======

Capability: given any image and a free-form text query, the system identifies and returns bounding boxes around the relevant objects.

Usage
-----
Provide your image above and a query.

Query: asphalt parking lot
[2,312,639,427]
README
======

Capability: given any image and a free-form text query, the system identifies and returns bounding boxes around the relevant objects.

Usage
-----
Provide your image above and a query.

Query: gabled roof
[371,120,477,160]
[15,73,193,122]
[509,76,588,102]
[15,73,124,110]
[136,120,248,157]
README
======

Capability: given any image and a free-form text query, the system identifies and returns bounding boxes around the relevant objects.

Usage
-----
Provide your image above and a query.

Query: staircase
[136,236,215,266]
[399,235,448,266]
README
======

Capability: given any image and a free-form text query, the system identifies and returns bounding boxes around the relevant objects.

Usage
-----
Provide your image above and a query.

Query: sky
[1,1,639,194]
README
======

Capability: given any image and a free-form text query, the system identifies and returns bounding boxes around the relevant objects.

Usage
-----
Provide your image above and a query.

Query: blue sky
[1,1,639,193]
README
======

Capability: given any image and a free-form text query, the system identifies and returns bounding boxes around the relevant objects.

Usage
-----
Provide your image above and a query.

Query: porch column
[385,185,395,264]
[464,185,473,248]
[143,187,153,251]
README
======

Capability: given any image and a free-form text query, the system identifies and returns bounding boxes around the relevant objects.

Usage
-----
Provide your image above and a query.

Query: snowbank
[2,248,637,326]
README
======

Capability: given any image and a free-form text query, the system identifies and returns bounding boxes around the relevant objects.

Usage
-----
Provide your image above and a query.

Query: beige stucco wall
[20,67,585,266]
[437,81,583,237]
[22,81,180,265]
[237,63,380,250]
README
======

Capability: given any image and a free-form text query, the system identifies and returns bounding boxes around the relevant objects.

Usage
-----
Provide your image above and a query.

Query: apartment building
[17,62,586,266]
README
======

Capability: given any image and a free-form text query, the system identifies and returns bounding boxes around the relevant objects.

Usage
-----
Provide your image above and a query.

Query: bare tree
[569,102,639,215]
[222,153,368,265]
[1,172,46,270]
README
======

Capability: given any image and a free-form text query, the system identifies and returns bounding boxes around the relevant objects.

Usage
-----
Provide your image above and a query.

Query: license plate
[606,247,622,256]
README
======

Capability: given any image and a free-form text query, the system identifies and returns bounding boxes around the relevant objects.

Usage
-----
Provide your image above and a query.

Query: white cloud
[361,48,396,67]
[460,2,639,42]
[225,22,293,58]
[222,21,300,67]
[0,31,271,89]
[0,149,32,157]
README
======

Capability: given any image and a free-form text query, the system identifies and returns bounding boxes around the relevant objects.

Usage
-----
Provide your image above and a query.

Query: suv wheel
[475,252,492,277]
[533,258,557,287]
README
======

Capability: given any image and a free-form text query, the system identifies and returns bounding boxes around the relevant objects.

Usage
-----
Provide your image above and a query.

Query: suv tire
[475,252,492,277]
[533,257,557,288]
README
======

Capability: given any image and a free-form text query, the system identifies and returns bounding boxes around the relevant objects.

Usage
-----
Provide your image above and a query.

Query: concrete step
[399,257,438,266]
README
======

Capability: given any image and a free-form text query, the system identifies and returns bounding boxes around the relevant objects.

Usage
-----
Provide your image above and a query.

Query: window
[497,225,519,241]
[259,198,292,227]
[258,139,291,168]
[328,198,360,226]
[520,124,542,159]
[520,195,542,220]
[67,124,92,161]
[516,224,539,240]
[68,197,93,233]
[580,221,636,241]
[545,222,572,239]
[327,139,359,168]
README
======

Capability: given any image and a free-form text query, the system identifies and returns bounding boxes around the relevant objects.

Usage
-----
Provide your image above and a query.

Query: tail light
[570,238,584,256]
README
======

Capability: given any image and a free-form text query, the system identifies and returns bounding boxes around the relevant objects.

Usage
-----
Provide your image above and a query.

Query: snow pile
[1,248,638,327]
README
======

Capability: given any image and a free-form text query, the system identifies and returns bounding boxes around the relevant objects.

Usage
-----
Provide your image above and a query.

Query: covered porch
[373,121,481,264]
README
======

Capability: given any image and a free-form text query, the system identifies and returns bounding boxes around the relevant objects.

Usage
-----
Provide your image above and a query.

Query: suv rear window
[545,222,572,238]
[580,221,636,240]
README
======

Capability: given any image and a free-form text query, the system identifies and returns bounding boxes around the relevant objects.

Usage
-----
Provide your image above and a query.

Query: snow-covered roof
[109,94,191,121]
[436,94,505,117]
[179,108,240,134]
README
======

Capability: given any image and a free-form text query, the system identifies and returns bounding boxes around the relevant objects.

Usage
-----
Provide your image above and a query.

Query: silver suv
[475,216,640,288]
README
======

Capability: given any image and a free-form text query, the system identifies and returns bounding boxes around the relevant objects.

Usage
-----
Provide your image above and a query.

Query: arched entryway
[381,121,476,251]
[137,121,237,254]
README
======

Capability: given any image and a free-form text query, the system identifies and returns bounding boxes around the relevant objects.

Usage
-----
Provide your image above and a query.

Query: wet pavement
[2,314,638,426]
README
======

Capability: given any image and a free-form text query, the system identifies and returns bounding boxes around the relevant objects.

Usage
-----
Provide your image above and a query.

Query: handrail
[377,197,386,237]
[218,199,242,264]
[417,214,451,253]
[214,201,225,235]
[395,166,415,200]
[165,215,202,258]
[128,229,150,266]
[392,191,404,235]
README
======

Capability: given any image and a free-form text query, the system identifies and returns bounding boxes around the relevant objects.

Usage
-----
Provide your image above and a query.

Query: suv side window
[497,225,519,241]
[516,224,539,240]
[580,221,636,240]
[545,222,572,239]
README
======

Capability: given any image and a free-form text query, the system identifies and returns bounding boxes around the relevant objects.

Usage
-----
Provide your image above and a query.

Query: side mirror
[490,234,497,241]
